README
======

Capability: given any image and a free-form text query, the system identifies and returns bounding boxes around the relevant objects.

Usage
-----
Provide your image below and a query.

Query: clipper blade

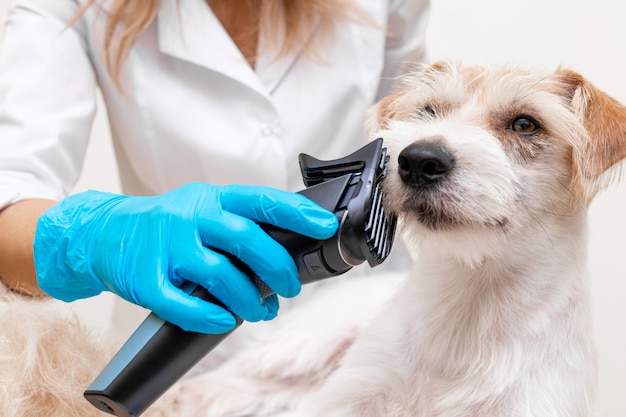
[364,160,397,265]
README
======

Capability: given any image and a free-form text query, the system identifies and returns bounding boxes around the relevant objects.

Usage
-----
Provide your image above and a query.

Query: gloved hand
[33,183,338,333]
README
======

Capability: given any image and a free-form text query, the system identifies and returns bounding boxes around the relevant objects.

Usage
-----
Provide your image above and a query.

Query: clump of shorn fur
[0,292,113,417]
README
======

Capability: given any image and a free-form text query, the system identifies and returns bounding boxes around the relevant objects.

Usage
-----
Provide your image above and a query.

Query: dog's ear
[367,62,452,136]
[366,89,405,135]
[558,69,626,201]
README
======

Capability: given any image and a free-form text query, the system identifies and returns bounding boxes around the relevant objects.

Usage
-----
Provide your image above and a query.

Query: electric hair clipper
[84,138,397,416]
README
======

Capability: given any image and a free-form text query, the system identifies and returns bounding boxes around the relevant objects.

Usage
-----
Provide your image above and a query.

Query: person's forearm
[0,199,57,295]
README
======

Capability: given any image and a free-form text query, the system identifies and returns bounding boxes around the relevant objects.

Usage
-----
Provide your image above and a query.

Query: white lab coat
[0,0,430,209]
[0,0,428,339]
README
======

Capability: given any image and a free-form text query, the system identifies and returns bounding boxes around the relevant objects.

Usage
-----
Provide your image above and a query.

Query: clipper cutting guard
[84,138,397,416]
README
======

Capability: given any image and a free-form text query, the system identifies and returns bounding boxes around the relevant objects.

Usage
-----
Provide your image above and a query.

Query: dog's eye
[511,116,540,135]
[418,105,437,118]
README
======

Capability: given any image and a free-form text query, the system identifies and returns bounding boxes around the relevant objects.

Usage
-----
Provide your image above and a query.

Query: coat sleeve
[376,0,430,101]
[0,0,97,210]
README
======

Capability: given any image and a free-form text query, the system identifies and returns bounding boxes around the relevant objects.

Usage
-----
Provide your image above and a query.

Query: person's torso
[83,0,391,195]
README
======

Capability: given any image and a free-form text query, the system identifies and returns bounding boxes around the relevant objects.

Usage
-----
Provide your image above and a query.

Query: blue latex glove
[33,183,338,333]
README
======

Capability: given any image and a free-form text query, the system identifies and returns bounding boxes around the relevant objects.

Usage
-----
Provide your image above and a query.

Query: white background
[1,1,624,416]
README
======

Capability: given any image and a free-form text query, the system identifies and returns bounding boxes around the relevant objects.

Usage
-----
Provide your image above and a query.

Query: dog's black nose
[398,142,454,187]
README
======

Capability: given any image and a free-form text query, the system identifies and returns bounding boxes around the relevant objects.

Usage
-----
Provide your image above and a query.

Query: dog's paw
[165,330,357,416]
[146,273,404,416]
[145,319,360,416]
[215,273,402,383]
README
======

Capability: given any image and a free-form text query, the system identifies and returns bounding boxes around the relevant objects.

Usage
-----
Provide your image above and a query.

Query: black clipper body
[84,138,397,417]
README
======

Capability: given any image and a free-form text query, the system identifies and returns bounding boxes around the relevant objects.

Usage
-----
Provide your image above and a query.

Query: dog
[153,62,626,417]
[2,62,626,416]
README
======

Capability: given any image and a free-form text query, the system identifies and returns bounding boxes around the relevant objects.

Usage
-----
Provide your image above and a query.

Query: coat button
[261,125,274,136]
[261,124,281,137]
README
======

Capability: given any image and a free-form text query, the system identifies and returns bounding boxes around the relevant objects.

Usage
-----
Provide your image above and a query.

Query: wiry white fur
[161,63,608,416]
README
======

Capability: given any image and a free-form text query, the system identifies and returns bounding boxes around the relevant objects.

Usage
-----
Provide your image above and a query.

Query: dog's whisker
[533,208,575,218]
[518,200,556,248]
[558,179,586,211]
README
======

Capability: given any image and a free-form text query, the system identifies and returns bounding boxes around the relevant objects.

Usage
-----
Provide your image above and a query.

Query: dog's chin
[400,220,508,271]
[398,194,510,233]
[407,203,508,232]
[409,201,460,231]
[396,203,513,270]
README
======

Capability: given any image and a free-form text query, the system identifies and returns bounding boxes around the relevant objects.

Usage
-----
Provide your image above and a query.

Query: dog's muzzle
[398,141,455,188]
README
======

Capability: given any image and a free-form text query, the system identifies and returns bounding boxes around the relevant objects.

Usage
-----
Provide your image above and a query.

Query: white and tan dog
[159,62,626,417]
[2,62,626,417]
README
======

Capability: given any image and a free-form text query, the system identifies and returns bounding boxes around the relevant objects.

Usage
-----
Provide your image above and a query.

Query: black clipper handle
[83,285,241,417]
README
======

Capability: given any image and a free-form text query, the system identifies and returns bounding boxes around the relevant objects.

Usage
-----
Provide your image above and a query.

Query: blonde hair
[73,0,371,89]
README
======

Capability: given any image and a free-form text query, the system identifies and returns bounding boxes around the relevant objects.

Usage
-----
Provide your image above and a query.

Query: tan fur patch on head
[371,90,406,131]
